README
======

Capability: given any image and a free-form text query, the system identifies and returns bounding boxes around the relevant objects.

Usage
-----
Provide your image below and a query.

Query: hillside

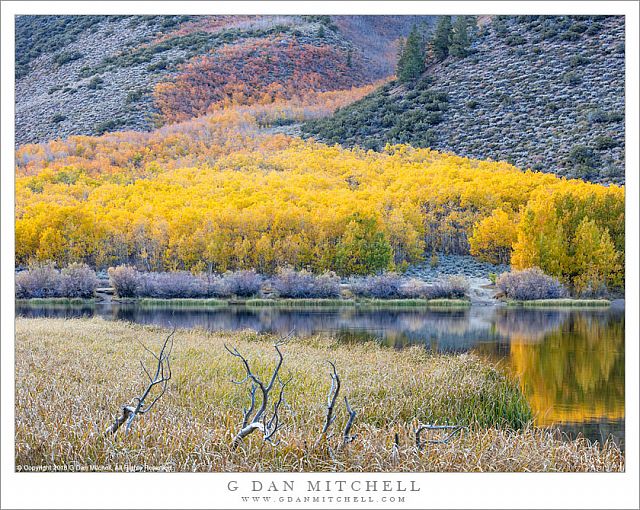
[15,95,624,293]
[303,16,625,184]
[15,15,433,146]
[13,14,625,292]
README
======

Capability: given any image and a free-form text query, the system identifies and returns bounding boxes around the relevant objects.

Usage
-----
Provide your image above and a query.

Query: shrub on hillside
[496,268,567,300]
[427,276,469,299]
[15,264,62,298]
[60,263,98,298]
[126,88,145,103]
[348,274,470,300]
[570,55,591,67]
[505,34,526,46]
[586,22,604,36]
[220,270,263,297]
[199,275,231,298]
[586,109,624,124]
[272,268,341,298]
[53,50,83,66]
[138,271,206,298]
[16,263,98,298]
[348,273,405,299]
[594,136,619,150]
[566,145,599,176]
[398,278,431,298]
[108,267,264,298]
[87,76,104,90]
[108,265,141,297]
[562,71,581,85]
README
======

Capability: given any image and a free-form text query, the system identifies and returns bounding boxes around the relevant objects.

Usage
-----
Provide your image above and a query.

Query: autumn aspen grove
[9,10,631,505]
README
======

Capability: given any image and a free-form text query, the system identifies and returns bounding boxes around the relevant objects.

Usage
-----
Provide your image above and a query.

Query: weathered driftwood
[105,326,175,435]
[317,361,357,448]
[225,334,292,448]
[105,405,136,435]
[343,396,357,446]
[320,361,340,438]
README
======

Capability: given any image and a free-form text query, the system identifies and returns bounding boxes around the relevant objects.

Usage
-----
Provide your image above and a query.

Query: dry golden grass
[15,318,623,472]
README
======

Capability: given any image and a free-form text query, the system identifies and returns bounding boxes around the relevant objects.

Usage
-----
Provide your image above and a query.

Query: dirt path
[467,278,500,306]
[95,287,114,304]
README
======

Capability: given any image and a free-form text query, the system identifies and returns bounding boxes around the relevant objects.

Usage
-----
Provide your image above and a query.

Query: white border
[1,2,638,509]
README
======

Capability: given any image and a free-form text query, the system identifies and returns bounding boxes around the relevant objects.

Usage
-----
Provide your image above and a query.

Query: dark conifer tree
[396,25,425,82]
[432,16,453,61]
[451,16,470,57]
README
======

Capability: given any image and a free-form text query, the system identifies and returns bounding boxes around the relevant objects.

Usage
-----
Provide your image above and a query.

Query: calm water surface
[17,303,624,448]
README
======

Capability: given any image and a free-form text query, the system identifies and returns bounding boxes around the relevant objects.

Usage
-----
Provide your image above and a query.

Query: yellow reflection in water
[507,314,624,425]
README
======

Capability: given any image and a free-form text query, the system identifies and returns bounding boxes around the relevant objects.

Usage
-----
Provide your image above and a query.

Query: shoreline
[16,297,472,308]
[15,296,619,309]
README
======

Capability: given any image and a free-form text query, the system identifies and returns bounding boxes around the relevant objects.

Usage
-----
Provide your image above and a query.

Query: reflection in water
[493,308,571,342]
[508,314,624,423]
[17,303,624,447]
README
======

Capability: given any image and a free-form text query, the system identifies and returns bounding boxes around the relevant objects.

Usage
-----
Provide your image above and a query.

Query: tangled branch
[105,325,175,435]
[415,423,464,449]
[225,333,292,448]
[317,361,357,448]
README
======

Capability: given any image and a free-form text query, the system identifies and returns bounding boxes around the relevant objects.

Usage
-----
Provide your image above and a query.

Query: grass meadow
[15,318,623,472]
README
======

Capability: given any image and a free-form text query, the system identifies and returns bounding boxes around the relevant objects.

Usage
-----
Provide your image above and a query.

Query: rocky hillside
[15,15,433,146]
[303,16,625,184]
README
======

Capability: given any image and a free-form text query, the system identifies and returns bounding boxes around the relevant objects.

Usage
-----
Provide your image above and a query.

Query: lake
[16,302,624,449]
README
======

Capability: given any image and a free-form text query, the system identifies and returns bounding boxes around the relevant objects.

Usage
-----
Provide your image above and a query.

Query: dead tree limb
[225,335,291,448]
[415,424,464,449]
[320,361,340,438]
[342,396,357,446]
[317,362,358,449]
[105,325,175,435]
[105,405,136,435]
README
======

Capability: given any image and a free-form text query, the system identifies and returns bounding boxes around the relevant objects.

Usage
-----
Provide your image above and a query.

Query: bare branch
[415,423,464,449]
[242,384,258,428]
[342,396,357,446]
[265,343,285,394]
[227,335,291,448]
[224,343,264,390]
[274,329,295,347]
[231,374,251,385]
[315,362,358,451]
[264,376,290,444]
[104,405,135,435]
[321,361,340,436]
[135,336,161,362]
[105,325,175,436]
[139,360,153,384]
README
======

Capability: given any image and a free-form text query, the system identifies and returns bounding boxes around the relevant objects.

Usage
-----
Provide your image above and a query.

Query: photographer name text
[227,480,420,493]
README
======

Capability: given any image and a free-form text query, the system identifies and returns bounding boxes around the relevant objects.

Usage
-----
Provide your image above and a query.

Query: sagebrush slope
[303,16,625,184]
[15,15,433,146]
